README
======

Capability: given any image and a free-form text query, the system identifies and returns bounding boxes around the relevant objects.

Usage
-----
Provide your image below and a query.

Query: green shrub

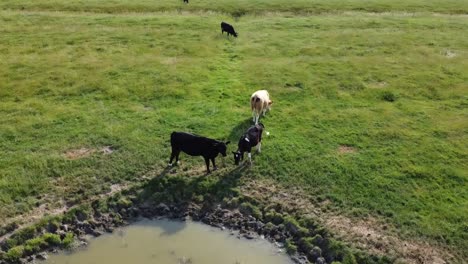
[239,202,262,219]
[381,90,396,102]
[61,233,75,249]
[285,239,298,255]
[312,234,325,247]
[298,237,314,252]
[265,210,284,225]
[4,238,19,249]
[327,239,347,261]
[5,246,24,263]
[116,198,132,209]
[343,252,358,264]
[284,216,309,236]
[43,233,61,246]
[13,226,36,244]
[24,237,47,254]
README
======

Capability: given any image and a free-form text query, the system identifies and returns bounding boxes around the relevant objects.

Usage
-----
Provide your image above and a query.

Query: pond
[43,219,293,264]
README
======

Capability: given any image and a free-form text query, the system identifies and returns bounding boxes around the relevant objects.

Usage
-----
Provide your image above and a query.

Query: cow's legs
[257,142,262,153]
[169,148,181,166]
[169,153,174,166]
[175,150,181,164]
[169,148,178,166]
[204,157,211,173]
[247,152,252,164]
[211,158,217,170]
[253,110,259,124]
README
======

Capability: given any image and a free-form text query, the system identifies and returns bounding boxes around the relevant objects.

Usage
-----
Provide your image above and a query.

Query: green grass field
[1,0,467,262]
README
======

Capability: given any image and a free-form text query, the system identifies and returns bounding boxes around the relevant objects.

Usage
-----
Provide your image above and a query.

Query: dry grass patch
[241,180,455,264]
[338,145,358,154]
[63,146,114,160]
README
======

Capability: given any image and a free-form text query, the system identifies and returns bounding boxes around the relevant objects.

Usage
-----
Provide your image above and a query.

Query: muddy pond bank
[0,171,392,264]
[43,218,293,264]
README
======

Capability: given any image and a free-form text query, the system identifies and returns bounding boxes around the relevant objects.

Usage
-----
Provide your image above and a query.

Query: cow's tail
[170,132,177,144]
[251,95,261,110]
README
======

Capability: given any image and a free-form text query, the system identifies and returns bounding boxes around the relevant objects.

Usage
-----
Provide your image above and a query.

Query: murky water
[44,219,293,264]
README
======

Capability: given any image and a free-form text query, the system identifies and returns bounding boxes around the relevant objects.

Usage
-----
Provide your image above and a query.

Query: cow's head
[232,150,243,165]
[215,141,230,157]
[234,32,238,38]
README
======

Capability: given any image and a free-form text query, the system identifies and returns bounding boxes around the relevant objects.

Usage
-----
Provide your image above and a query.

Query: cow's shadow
[187,163,249,199]
[228,117,253,143]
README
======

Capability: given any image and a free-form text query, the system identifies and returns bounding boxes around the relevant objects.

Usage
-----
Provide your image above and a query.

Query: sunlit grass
[0,6,467,260]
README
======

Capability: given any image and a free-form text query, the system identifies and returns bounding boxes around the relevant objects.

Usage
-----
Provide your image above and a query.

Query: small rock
[46,223,58,233]
[93,230,104,237]
[316,257,326,264]
[309,246,322,261]
[79,240,88,247]
[275,241,284,248]
[36,252,48,260]
[291,254,308,264]
[156,203,170,212]
[244,232,256,240]
[60,224,69,232]
[76,211,87,222]
[104,226,115,233]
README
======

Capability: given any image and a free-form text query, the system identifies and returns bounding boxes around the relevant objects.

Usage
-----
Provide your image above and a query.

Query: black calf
[221,22,238,37]
[232,123,264,165]
[169,132,230,173]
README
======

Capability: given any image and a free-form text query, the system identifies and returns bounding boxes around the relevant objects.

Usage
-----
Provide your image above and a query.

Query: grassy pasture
[0,1,467,261]
[1,0,468,14]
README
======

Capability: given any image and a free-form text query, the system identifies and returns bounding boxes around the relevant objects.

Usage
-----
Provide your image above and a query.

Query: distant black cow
[232,123,264,165]
[183,0,188,3]
[169,132,230,173]
[221,22,238,37]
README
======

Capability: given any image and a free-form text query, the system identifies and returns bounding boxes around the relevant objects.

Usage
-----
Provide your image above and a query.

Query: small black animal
[221,22,238,37]
[183,0,188,3]
[232,123,264,165]
[169,132,230,173]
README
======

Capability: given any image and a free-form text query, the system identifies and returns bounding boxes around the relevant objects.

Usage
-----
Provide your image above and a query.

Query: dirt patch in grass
[0,181,131,244]
[325,216,448,264]
[63,148,96,160]
[63,146,114,160]
[241,180,454,264]
[338,145,357,154]
[367,81,388,89]
[442,50,456,58]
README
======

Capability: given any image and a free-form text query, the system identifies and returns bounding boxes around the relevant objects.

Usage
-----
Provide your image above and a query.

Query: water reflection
[44,219,292,264]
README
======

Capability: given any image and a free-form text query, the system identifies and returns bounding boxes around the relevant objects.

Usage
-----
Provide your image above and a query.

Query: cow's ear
[225,141,230,145]
[232,151,236,154]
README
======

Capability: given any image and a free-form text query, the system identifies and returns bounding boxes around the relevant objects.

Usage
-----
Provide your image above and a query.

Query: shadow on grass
[138,161,250,211]
[228,117,253,143]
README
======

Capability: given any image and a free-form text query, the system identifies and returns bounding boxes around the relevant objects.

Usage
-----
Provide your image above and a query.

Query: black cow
[183,0,188,3]
[221,22,238,37]
[169,132,230,173]
[232,123,264,165]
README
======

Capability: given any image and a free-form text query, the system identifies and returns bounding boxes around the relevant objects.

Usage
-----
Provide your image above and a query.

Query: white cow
[250,90,272,124]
